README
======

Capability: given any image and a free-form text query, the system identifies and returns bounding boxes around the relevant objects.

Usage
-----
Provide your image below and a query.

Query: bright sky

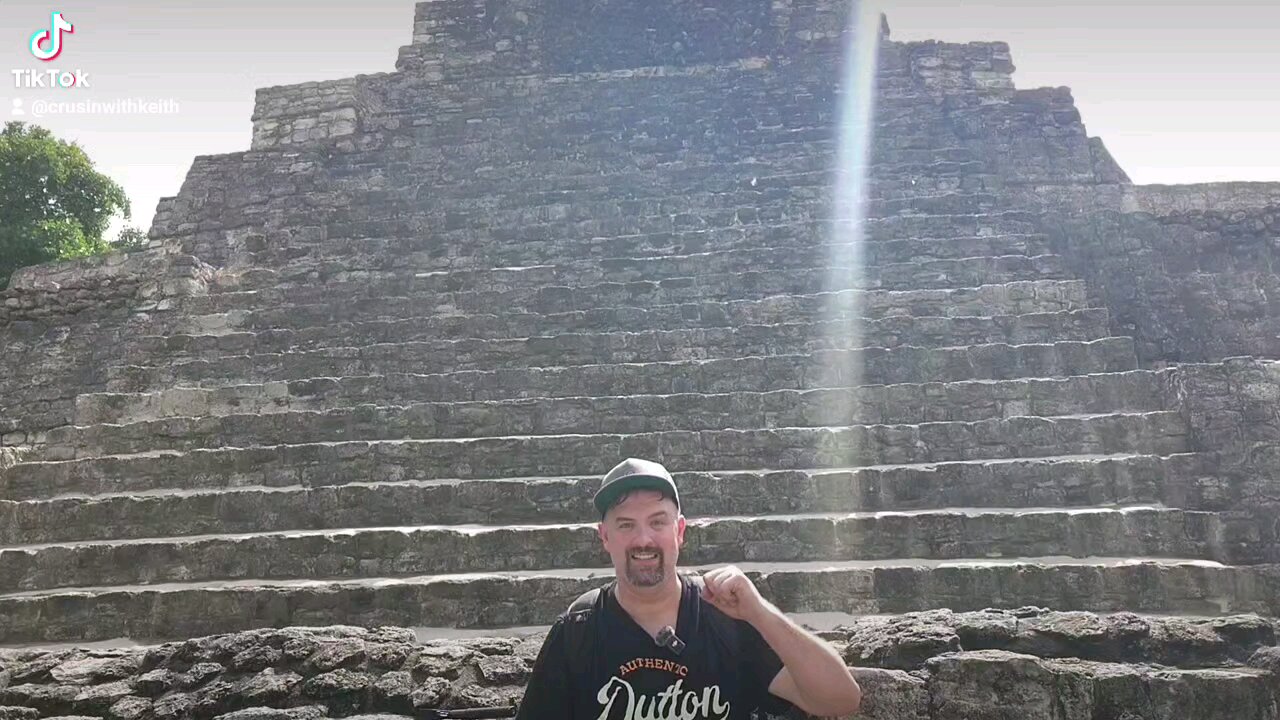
[1,1,1276,239]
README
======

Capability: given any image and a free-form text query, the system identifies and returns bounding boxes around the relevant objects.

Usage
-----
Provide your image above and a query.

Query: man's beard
[624,547,665,587]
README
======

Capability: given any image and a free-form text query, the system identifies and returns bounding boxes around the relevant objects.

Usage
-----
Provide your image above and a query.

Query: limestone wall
[897,44,1280,367]
[1164,357,1280,518]
[893,40,1015,96]
[0,244,217,446]
[149,54,902,273]
[1122,182,1280,215]
[395,0,867,79]
[251,77,390,151]
[984,84,1278,367]
[2,612,1278,720]
[9,28,1007,472]
[0,246,213,328]
[881,39,1280,367]
[1030,184,1280,364]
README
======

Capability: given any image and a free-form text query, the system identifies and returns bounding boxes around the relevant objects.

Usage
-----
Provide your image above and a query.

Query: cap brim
[594,475,676,517]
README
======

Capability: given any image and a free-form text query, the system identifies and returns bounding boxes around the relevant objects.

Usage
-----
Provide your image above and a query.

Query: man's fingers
[701,567,748,606]
[703,570,725,593]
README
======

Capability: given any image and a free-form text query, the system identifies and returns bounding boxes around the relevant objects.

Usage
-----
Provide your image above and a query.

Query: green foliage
[113,226,149,253]
[0,121,130,289]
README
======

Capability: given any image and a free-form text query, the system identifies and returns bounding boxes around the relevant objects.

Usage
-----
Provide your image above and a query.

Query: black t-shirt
[516,575,795,720]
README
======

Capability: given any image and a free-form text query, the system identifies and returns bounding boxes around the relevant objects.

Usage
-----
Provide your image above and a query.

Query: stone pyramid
[2,0,1280,717]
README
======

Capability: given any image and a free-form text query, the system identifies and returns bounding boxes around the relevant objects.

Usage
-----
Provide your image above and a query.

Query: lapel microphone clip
[656,625,686,655]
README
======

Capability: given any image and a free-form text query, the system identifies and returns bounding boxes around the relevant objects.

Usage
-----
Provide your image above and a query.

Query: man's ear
[598,521,608,544]
[676,514,686,546]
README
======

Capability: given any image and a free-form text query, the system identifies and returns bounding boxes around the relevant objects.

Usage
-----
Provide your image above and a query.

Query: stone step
[404,128,936,172]
[376,98,967,151]
[365,116,981,173]
[197,284,1099,347]
[917,650,1278,719]
[240,233,1055,290]
[686,165,963,201]
[292,148,984,199]
[376,172,998,245]
[870,171,994,199]
[54,369,1160,459]
[364,207,1038,247]
[102,323,1132,394]
[207,260,1068,332]
[75,366,1166,430]
[163,276,1098,335]
[2,617,1277,720]
[144,308,1110,371]
[350,118,966,177]
[2,410,1190,500]
[202,252,1070,307]
[450,185,998,230]
[267,220,1050,275]
[0,452,1214,546]
[320,134,974,199]
[187,264,1080,331]
[102,337,1140,396]
[11,336,1140,445]
[312,183,1002,262]
[828,607,1280,671]
[392,189,1000,235]
[1,557,1275,644]
[416,155,992,202]
[6,506,1272,594]
[2,626,1275,719]
[422,160,996,208]
[118,322,1107,386]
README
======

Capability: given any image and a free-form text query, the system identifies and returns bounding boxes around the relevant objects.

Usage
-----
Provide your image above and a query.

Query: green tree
[0,121,130,289]
[113,226,149,253]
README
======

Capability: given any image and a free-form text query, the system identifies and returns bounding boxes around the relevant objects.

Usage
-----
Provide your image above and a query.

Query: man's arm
[514,619,574,720]
[702,566,861,718]
[753,605,861,717]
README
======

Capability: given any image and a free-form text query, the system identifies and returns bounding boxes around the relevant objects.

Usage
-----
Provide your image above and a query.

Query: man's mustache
[627,547,663,557]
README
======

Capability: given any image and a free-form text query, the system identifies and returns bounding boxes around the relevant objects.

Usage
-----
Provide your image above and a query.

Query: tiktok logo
[30,11,75,62]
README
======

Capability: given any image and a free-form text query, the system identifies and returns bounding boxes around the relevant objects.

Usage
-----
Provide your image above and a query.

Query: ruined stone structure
[2,0,1280,717]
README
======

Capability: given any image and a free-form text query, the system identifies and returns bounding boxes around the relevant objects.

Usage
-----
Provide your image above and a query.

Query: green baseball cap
[594,457,680,518]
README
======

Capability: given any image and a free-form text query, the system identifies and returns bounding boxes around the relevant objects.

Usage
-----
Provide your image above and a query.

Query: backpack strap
[561,585,607,669]
[561,576,740,660]
[558,576,780,714]
[682,575,740,657]
[567,587,602,617]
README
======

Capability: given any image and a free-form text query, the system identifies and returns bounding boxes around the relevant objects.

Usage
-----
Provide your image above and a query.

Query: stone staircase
[2,2,1278,717]
[1,184,1262,642]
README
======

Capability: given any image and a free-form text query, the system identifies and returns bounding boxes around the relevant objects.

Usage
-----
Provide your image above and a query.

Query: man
[515,458,862,719]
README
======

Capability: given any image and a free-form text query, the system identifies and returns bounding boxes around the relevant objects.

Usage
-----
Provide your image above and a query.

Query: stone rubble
[2,1,1279,717]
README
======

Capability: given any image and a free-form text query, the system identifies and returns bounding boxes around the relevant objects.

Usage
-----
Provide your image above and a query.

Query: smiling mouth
[630,550,660,562]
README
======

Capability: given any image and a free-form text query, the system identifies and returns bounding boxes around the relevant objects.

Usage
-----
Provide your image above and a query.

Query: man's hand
[703,567,863,717]
[700,565,769,622]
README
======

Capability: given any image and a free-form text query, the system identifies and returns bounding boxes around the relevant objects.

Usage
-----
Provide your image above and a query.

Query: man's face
[598,489,686,590]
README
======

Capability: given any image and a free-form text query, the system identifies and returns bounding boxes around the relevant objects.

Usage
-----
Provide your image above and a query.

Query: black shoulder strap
[561,576,741,662]
[568,587,602,615]
[566,587,602,624]
[684,575,740,655]
[562,585,606,664]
